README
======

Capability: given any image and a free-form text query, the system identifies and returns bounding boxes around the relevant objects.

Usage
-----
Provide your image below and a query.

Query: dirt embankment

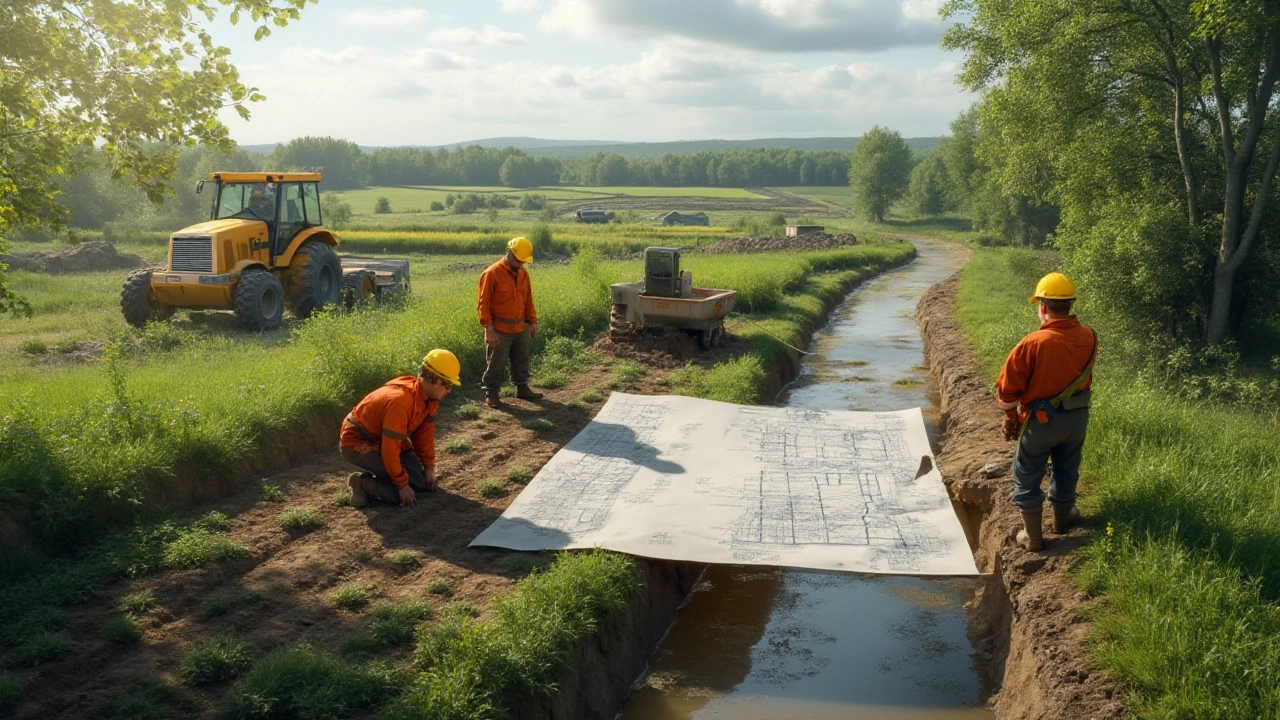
[1,241,148,274]
[917,273,1126,720]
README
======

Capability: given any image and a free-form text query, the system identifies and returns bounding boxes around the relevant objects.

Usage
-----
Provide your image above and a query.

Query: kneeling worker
[997,273,1097,551]
[340,349,461,508]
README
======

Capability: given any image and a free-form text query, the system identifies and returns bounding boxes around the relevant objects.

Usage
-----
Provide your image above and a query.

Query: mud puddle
[621,237,991,719]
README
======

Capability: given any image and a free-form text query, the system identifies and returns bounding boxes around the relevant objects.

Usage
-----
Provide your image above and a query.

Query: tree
[944,0,1280,343]
[849,126,913,222]
[268,137,368,190]
[373,197,391,214]
[908,152,951,216]
[320,193,351,228]
[0,0,313,314]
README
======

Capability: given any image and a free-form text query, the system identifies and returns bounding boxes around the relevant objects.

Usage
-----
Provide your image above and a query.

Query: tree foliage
[0,0,313,313]
[944,0,1280,344]
[848,126,913,222]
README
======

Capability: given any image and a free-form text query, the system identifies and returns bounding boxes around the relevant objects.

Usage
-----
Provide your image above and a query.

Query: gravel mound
[2,241,148,274]
[702,233,858,254]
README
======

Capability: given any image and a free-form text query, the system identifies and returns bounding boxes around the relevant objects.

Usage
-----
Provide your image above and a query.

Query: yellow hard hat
[421,348,461,386]
[507,236,534,263]
[1029,272,1076,303]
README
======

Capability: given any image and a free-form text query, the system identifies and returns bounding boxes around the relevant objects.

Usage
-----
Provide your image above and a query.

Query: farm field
[329,185,772,216]
[0,198,915,717]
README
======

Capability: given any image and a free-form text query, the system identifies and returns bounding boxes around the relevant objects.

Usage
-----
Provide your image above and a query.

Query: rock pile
[2,241,148,274]
[702,233,858,254]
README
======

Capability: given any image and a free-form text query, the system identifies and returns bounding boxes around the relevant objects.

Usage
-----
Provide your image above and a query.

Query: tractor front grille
[170,235,213,273]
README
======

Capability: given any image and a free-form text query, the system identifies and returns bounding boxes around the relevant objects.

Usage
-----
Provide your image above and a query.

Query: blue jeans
[1012,403,1090,510]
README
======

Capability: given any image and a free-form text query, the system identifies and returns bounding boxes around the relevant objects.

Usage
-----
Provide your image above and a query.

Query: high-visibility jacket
[477,258,537,334]
[996,317,1096,410]
[339,376,437,488]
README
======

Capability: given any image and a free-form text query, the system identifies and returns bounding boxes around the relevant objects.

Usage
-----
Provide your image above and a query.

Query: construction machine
[120,171,408,331]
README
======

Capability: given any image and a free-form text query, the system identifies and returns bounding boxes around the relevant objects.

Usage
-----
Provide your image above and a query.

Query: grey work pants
[340,446,429,503]
[482,327,532,394]
[1011,403,1090,510]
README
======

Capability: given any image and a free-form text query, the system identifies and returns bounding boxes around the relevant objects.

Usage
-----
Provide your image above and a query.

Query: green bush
[443,439,472,454]
[163,529,249,569]
[426,579,452,597]
[259,480,285,503]
[181,636,253,685]
[455,402,481,420]
[505,466,533,484]
[276,509,324,533]
[668,355,766,405]
[475,479,508,499]
[223,644,408,719]
[104,614,142,644]
[330,584,370,611]
[390,550,421,574]
[193,511,230,532]
[118,590,155,614]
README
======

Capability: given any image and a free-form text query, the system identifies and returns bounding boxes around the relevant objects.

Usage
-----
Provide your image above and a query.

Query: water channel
[619,237,992,720]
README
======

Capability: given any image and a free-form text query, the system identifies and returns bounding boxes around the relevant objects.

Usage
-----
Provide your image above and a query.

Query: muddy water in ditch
[620,237,991,720]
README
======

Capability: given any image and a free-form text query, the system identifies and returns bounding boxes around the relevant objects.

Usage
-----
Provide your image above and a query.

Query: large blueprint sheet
[470,393,979,576]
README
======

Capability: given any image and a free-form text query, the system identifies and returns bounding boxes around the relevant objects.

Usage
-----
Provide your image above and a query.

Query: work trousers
[339,446,429,503]
[482,327,532,394]
[1012,403,1090,510]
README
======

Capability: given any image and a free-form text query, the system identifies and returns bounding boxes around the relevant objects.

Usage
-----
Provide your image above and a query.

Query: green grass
[521,418,553,435]
[532,336,600,389]
[443,438,472,454]
[667,355,768,405]
[480,411,506,425]
[507,555,536,575]
[505,466,533,484]
[276,508,324,532]
[162,528,249,569]
[607,360,648,390]
[330,584,370,611]
[0,673,22,712]
[390,550,421,574]
[258,480,285,503]
[955,247,1280,719]
[193,510,230,532]
[104,614,142,644]
[108,676,194,720]
[475,479,508,499]
[222,643,408,719]
[578,388,604,404]
[455,402,481,420]
[426,579,452,597]
[180,635,253,685]
[118,590,155,614]
[18,631,70,666]
[199,591,263,619]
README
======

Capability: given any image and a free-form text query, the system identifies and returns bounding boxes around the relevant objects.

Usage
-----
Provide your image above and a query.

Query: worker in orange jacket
[477,236,542,408]
[996,273,1097,551]
[340,349,461,508]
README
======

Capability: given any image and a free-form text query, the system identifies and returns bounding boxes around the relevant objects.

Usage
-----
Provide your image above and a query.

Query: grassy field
[330,185,769,215]
[954,248,1280,719]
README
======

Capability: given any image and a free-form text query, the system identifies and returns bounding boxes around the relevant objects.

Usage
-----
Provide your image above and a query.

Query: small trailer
[608,282,736,350]
[339,256,410,305]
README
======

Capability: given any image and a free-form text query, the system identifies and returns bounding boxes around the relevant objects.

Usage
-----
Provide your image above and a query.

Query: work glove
[1001,408,1021,442]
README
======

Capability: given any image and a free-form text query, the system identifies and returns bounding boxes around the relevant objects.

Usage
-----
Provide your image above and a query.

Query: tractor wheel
[234,268,285,331]
[120,269,173,328]
[283,240,341,319]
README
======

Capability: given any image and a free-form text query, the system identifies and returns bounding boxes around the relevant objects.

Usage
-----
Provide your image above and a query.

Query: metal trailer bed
[608,281,736,350]
[339,256,410,303]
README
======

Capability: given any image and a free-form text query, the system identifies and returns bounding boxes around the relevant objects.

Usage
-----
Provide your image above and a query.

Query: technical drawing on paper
[470,393,979,576]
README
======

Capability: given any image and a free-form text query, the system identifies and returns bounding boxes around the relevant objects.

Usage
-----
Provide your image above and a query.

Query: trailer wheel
[234,268,285,331]
[342,270,376,308]
[283,240,341,319]
[120,269,173,328]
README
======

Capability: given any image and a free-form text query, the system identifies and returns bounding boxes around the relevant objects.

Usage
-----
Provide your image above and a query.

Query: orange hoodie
[477,258,537,334]
[340,376,437,487]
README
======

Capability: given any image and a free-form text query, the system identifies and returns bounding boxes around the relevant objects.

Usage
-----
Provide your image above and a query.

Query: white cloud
[342,8,429,27]
[429,25,527,45]
[539,0,945,52]
[500,0,541,12]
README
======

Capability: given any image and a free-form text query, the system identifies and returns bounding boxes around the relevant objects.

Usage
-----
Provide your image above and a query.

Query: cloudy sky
[210,0,972,146]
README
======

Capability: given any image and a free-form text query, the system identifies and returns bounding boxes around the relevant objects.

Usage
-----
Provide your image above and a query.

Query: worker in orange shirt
[996,273,1098,551]
[477,236,542,408]
[340,349,461,508]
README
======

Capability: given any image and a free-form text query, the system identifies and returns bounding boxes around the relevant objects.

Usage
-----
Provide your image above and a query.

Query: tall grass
[955,248,1280,718]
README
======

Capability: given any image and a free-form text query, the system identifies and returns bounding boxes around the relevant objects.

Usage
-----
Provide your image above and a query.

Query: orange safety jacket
[996,317,1096,411]
[339,376,437,488]
[477,258,537,334]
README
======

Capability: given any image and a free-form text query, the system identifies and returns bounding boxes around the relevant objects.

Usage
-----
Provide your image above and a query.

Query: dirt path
[917,273,1126,720]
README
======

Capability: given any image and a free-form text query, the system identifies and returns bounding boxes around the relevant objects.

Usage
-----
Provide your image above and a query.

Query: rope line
[726,312,816,356]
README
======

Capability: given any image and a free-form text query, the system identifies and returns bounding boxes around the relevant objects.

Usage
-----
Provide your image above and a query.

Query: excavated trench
[531,237,1125,719]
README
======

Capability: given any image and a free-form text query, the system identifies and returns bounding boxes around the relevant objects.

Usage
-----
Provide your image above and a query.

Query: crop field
[330,185,770,216]
[955,248,1280,717]
[0,202,914,716]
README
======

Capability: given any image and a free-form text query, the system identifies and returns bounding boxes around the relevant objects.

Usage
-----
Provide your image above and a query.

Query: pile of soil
[917,272,1124,720]
[590,326,744,369]
[1,241,147,274]
[702,232,858,254]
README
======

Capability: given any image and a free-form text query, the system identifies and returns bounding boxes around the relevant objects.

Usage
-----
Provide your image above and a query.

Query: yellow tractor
[120,171,400,331]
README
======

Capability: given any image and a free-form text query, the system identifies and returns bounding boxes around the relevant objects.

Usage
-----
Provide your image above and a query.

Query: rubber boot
[1016,509,1044,551]
[485,392,504,409]
[516,384,543,401]
[347,472,371,508]
[1051,502,1080,534]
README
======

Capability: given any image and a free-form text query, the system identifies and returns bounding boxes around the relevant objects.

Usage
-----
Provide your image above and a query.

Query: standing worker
[996,273,1098,551]
[341,349,461,508]
[477,236,542,408]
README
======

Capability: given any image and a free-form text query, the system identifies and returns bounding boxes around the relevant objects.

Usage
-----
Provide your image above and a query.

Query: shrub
[276,509,324,533]
[333,488,352,506]
[18,339,48,356]
[193,511,229,532]
[104,614,142,644]
[428,200,444,212]
[258,480,284,502]
[475,479,508,499]
[505,466,533,484]
[443,439,472,454]
[330,584,370,610]
[181,636,253,685]
[163,529,249,570]
[426,579,452,596]
[369,600,434,647]
[373,197,392,214]
[18,631,71,666]
[390,550,420,574]
[118,590,155,614]
[222,644,406,719]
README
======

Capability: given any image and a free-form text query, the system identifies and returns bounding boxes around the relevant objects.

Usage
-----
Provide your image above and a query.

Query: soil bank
[916,272,1126,720]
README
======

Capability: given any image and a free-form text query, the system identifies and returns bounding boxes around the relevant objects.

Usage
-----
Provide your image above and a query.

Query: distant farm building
[785,224,825,236]
[575,210,611,224]
[659,211,710,226]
